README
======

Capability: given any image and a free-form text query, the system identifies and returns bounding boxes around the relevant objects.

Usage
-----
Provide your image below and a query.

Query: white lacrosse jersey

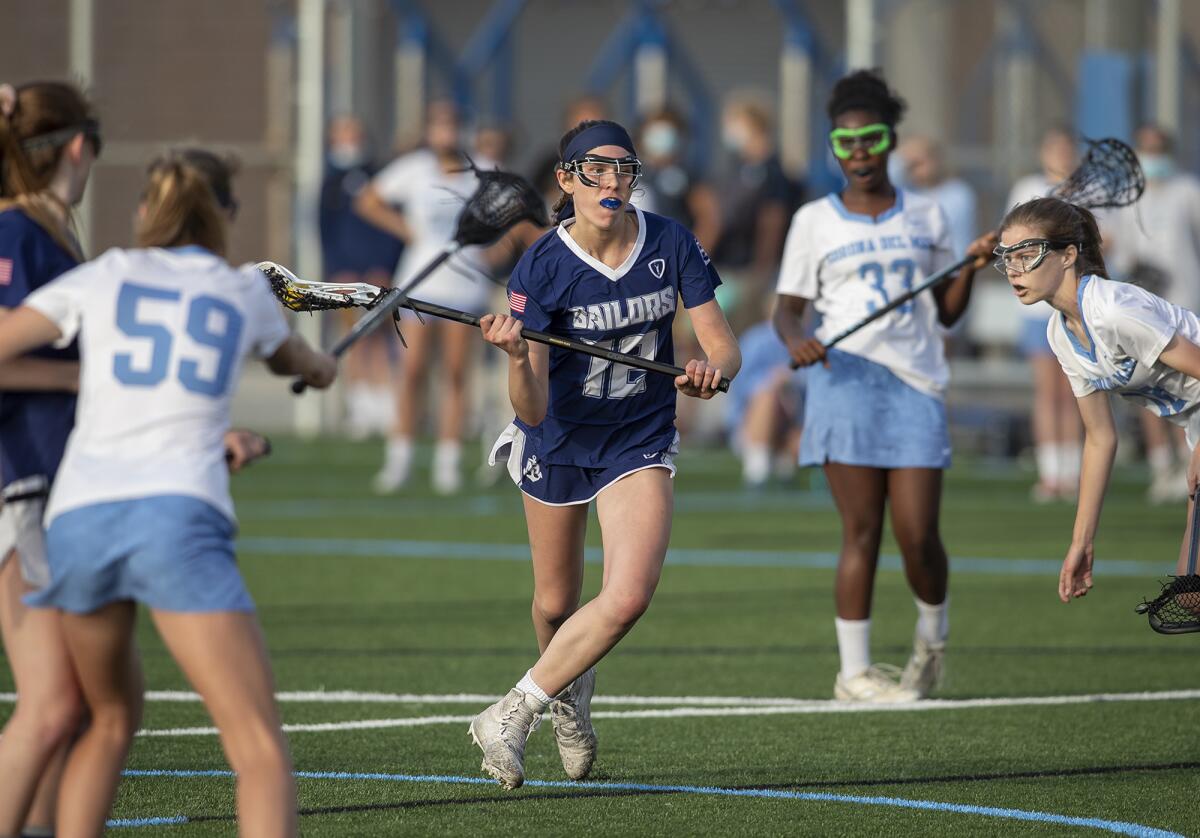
[1048,275,1200,423]
[371,148,494,312]
[24,246,291,524]
[775,191,958,397]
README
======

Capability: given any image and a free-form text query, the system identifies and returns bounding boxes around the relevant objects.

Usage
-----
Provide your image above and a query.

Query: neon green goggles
[828,123,892,159]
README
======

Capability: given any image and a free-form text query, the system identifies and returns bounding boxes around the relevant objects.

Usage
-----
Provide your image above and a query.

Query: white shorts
[395,253,492,316]
[0,475,51,589]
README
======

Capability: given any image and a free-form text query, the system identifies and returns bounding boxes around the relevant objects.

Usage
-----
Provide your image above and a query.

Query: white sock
[434,439,461,471]
[914,596,949,646]
[515,670,551,705]
[1148,444,1173,478]
[742,444,771,485]
[385,437,412,469]
[1059,443,1082,485]
[834,617,871,680]
[1035,443,1059,485]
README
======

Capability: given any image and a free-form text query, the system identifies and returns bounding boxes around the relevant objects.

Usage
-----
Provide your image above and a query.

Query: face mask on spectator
[1139,153,1175,181]
[643,123,679,158]
[330,143,365,169]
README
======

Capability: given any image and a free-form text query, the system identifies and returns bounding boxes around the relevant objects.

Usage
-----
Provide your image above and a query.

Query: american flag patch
[0,258,12,286]
[508,290,527,314]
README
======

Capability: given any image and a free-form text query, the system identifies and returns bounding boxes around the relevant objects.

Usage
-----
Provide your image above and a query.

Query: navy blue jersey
[508,207,720,467]
[319,161,404,276]
[0,208,80,487]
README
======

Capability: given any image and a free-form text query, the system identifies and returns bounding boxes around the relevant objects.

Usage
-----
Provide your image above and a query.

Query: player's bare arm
[1061,390,1118,602]
[676,298,740,399]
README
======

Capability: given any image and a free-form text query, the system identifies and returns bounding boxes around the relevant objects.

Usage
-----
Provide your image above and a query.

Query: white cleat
[900,635,945,698]
[550,668,598,781]
[372,451,412,494]
[468,688,544,790]
[834,664,921,703]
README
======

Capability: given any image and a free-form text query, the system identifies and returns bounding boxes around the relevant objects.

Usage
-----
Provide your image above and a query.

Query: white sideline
[4,688,1198,739]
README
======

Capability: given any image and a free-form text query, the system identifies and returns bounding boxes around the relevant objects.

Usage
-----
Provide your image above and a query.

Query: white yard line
[109,688,1200,738]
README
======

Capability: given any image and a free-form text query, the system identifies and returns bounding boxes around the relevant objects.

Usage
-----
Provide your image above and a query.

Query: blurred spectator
[635,107,720,252]
[1105,124,1200,502]
[1007,126,1081,502]
[355,100,496,495]
[712,94,800,318]
[896,135,977,256]
[319,115,404,439]
[726,307,804,488]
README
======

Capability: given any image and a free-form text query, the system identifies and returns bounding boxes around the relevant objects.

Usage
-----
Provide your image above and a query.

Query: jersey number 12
[582,330,657,400]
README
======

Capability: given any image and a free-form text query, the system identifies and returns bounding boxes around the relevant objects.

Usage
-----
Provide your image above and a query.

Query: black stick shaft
[291,246,457,394]
[822,255,973,349]
[1189,488,1200,575]
[403,298,730,393]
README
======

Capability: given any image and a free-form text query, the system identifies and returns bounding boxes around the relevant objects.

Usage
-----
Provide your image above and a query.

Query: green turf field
[3,439,1198,836]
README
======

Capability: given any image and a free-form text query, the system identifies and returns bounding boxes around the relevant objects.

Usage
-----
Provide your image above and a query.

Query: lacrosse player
[0,148,335,836]
[356,100,496,495]
[998,196,1200,599]
[0,80,99,838]
[773,70,994,703]
[469,119,740,790]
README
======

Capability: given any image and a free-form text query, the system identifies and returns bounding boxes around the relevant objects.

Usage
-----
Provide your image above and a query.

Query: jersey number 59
[113,282,244,397]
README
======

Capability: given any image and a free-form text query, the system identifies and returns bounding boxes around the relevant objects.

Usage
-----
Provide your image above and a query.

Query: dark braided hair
[826,69,906,127]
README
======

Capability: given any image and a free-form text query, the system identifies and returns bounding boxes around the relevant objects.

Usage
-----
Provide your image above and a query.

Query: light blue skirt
[800,349,951,470]
[29,495,254,614]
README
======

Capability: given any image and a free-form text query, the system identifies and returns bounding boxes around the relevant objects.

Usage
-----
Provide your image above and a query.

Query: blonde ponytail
[136,149,238,257]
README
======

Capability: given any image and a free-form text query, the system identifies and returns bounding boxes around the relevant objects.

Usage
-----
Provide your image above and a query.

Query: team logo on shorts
[649,258,666,279]
[523,455,543,483]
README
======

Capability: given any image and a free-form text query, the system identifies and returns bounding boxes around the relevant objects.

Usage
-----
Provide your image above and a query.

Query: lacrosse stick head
[1136,575,1200,635]
[257,261,383,312]
[452,159,550,248]
[1051,137,1145,210]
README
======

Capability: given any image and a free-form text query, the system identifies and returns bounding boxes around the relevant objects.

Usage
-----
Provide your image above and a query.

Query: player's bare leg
[152,610,297,838]
[0,556,84,835]
[375,315,435,493]
[888,467,949,696]
[823,464,916,702]
[530,467,672,694]
[54,602,143,837]
[524,498,589,652]
[432,321,478,494]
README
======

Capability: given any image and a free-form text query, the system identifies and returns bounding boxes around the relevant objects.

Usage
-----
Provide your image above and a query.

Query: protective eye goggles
[21,119,102,158]
[560,154,642,189]
[828,123,891,160]
[991,238,1075,276]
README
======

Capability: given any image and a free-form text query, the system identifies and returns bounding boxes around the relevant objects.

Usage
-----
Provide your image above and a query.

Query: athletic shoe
[550,668,597,780]
[900,634,945,698]
[432,461,462,495]
[372,443,412,494]
[834,664,920,703]
[468,688,544,789]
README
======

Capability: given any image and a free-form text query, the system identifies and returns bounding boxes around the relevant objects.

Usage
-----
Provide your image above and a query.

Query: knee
[11,691,85,751]
[224,725,292,777]
[842,521,883,557]
[532,593,576,630]
[895,527,944,565]
[87,702,140,748]
[600,589,653,630]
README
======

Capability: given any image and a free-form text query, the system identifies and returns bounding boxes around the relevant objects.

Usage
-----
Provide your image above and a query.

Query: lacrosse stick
[288,160,549,393]
[1135,487,1200,635]
[813,137,1146,353]
[259,263,730,393]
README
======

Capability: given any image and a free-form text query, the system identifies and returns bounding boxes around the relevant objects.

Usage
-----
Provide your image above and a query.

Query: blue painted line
[112,768,1184,837]
[107,815,190,827]
[236,536,1164,578]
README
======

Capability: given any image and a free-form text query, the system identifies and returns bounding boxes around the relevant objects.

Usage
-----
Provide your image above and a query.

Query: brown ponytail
[136,149,238,257]
[0,80,97,260]
[999,196,1109,279]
